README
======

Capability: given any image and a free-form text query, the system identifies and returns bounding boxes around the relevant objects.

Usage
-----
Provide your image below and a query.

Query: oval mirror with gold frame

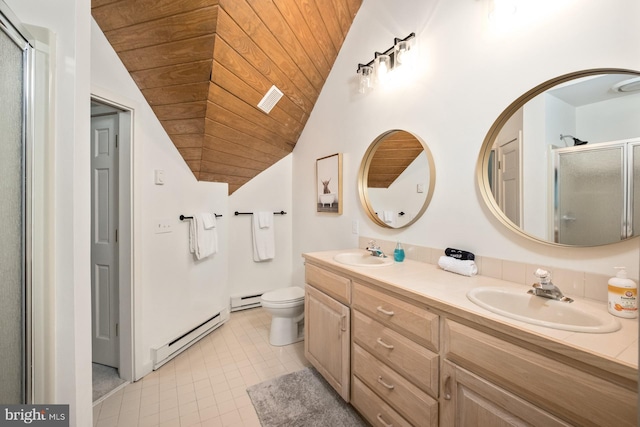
[359,130,436,229]
[477,68,640,246]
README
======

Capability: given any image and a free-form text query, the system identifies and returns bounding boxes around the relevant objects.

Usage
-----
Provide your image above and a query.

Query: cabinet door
[305,285,350,401]
[440,361,571,427]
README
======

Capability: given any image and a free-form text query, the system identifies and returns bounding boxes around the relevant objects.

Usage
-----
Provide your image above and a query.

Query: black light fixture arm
[357,32,415,73]
[356,33,416,72]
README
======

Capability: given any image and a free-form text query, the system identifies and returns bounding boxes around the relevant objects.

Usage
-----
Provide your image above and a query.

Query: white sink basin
[333,252,394,267]
[467,287,621,333]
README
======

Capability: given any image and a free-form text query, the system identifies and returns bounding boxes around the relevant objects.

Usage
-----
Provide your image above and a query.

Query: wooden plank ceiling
[92,0,362,194]
[367,130,423,188]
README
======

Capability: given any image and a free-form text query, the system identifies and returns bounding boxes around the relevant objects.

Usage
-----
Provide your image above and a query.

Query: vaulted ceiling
[91,0,362,194]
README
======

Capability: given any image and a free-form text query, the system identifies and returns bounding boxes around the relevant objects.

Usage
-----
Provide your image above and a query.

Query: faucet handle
[534,268,550,282]
[367,239,379,249]
[534,268,554,289]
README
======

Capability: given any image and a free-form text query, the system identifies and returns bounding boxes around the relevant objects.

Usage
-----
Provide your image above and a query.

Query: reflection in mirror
[478,69,640,246]
[359,130,436,229]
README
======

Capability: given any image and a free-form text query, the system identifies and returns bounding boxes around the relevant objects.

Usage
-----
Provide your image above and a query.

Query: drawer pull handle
[377,376,395,390]
[376,306,395,316]
[376,338,394,350]
[340,314,347,332]
[444,375,452,400]
[376,413,392,427]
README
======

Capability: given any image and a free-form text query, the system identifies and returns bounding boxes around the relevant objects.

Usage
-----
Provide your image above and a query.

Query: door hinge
[115,228,118,243]
[115,134,118,148]
[115,323,119,337]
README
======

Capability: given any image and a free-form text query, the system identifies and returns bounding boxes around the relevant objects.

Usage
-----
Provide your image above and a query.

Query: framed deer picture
[316,153,343,214]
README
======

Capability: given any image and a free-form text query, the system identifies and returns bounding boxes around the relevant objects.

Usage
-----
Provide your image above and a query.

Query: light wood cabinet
[352,282,439,352]
[304,278,351,401]
[303,257,637,427]
[352,283,439,426]
[352,376,414,427]
[305,262,351,305]
[442,319,637,427]
[440,360,572,427]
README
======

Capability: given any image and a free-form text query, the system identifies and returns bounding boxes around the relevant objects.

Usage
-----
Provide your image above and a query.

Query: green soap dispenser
[394,242,405,262]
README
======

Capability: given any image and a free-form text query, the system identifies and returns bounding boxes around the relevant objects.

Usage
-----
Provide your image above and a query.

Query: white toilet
[260,286,305,346]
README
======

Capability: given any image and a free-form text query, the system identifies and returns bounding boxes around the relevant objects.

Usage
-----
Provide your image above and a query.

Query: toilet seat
[261,286,305,304]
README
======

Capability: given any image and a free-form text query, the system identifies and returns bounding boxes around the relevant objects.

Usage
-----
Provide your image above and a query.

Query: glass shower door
[0,13,29,403]
[555,145,625,245]
[632,143,640,238]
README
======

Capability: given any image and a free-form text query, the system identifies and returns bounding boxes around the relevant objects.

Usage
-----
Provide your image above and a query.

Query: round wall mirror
[358,130,436,228]
[477,69,640,246]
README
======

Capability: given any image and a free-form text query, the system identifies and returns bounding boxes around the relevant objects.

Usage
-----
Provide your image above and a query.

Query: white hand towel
[194,212,218,260]
[189,217,196,254]
[438,256,478,277]
[201,212,216,230]
[252,211,275,262]
[257,211,272,229]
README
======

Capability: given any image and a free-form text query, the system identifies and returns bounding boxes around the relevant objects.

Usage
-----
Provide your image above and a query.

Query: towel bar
[234,211,286,216]
[179,214,222,221]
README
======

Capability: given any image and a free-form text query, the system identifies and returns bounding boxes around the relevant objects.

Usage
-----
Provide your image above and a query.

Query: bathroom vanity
[303,250,638,427]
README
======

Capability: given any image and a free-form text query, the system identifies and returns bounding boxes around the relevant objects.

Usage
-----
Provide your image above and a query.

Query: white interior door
[91,113,119,368]
[497,136,522,227]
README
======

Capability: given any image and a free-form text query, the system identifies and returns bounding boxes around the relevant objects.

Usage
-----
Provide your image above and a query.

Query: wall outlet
[155,220,172,234]
[352,220,359,234]
[417,183,424,193]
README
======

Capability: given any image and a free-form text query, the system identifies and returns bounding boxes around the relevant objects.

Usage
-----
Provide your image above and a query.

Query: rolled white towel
[438,256,478,277]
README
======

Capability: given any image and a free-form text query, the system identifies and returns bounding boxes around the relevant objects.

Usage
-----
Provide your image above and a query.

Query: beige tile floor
[93,308,311,427]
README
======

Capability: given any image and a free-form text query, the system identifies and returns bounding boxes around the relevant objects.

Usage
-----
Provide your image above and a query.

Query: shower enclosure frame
[0,1,35,403]
[552,138,640,245]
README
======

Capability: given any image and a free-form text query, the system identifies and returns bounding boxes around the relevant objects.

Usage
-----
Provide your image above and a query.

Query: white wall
[228,155,294,296]
[292,0,640,288]
[90,20,230,379]
[577,93,640,142]
[368,153,431,228]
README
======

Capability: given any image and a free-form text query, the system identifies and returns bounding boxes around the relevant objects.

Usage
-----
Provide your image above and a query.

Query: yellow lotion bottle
[607,267,638,319]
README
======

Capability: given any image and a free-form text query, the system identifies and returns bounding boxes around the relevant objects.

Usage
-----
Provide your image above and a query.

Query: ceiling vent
[257,85,283,114]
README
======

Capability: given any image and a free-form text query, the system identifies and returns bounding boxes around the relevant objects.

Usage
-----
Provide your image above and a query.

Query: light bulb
[394,40,409,65]
[374,54,391,84]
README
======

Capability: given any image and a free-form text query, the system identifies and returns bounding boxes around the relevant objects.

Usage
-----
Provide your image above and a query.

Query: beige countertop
[303,249,639,383]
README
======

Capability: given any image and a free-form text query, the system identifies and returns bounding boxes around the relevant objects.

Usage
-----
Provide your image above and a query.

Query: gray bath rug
[247,367,367,427]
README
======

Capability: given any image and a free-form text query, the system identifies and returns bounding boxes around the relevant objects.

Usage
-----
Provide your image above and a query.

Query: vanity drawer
[353,343,438,426]
[305,263,351,304]
[353,310,438,396]
[353,282,439,352]
[351,376,415,427]
[444,319,637,427]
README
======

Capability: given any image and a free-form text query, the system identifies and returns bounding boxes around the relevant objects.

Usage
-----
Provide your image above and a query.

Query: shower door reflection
[0,11,30,403]
[555,143,626,245]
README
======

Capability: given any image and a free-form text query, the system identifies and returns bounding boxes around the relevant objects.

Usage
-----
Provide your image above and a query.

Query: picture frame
[316,153,343,214]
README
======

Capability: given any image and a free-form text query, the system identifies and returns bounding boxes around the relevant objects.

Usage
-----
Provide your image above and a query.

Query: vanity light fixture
[357,32,415,93]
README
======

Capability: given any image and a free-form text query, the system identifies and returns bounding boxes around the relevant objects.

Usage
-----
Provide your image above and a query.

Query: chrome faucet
[365,240,387,258]
[528,268,573,303]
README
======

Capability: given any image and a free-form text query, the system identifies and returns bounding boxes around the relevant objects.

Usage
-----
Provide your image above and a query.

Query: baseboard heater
[151,307,229,370]
[230,293,263,312]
